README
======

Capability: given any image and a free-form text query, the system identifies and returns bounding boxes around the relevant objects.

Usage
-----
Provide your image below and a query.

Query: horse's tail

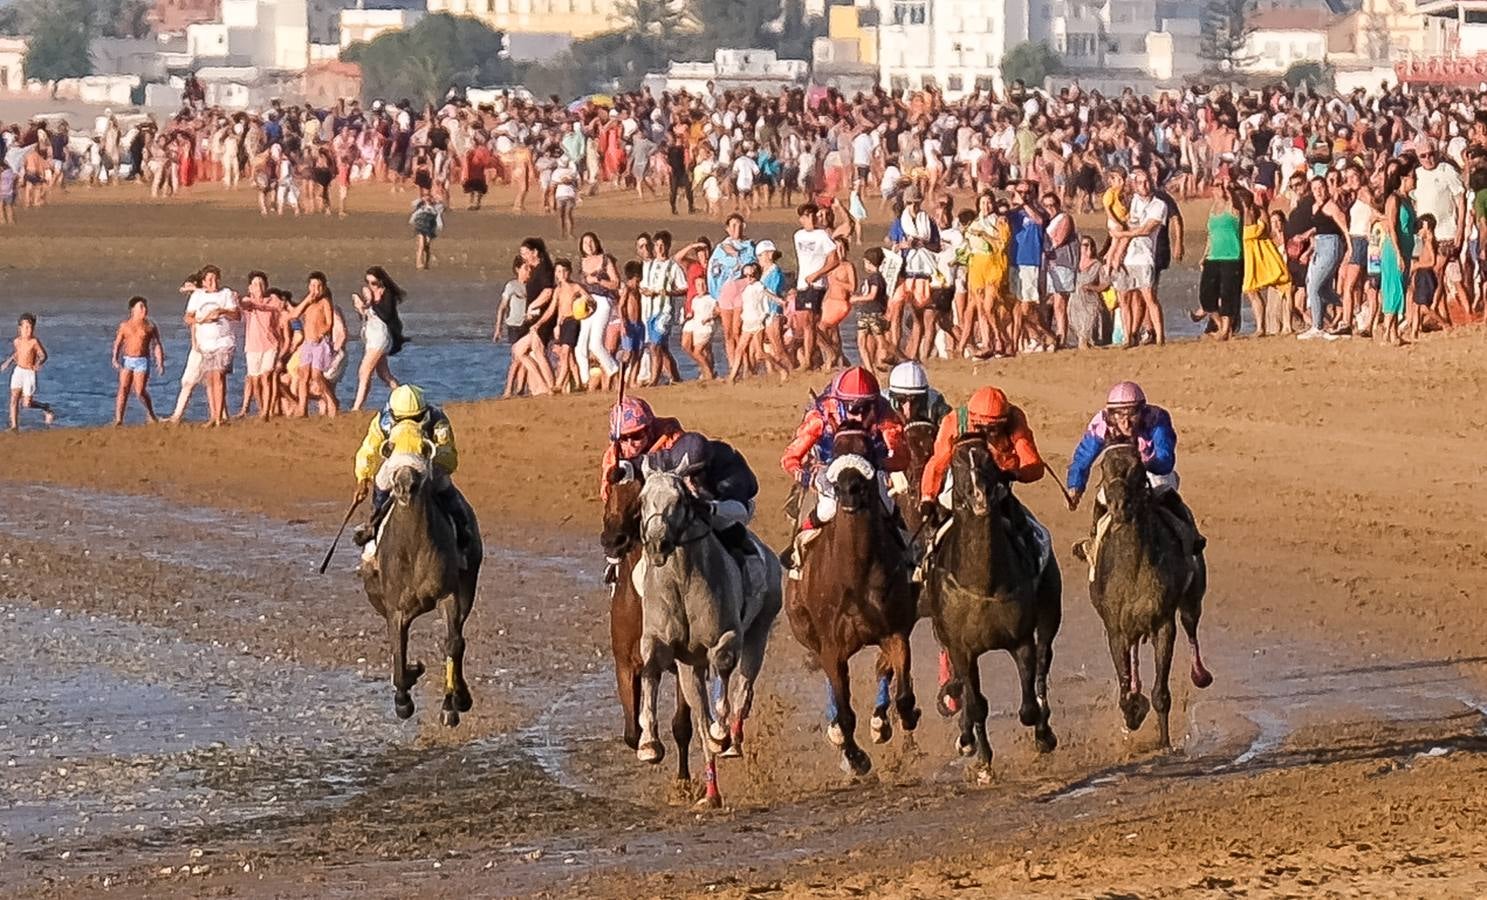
[709,630,739,676]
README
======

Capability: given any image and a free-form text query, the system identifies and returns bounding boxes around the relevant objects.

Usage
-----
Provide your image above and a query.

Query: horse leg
[671,684,694,786]
[722,622,768,758]
[1179,595,1214,689]
[1033,617,1058,754]
[388,613,421,720]
[1152,621,1177,750]
[825,652,871,776]
[676,661,721,808]
[636,636,670,764]
[438,595,470,727]
[869,652,893,745]
[963,653,994,776]
[1108,634,1147,733]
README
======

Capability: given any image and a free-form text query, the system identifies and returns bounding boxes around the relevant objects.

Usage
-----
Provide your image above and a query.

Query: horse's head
[380,420,435,506]
[827,428,877,514]
[950,435,1004,518]
[1100,442,1148,523]
[638,467,706,567]
[600,465,643,558]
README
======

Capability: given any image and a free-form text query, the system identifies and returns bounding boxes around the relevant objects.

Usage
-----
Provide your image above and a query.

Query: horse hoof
[1192,667,1214,689]
[841,748,872,777]
[638,742,665,765]
[899,706,921,732]
[441,708,461,728]
[394,699,415,720]
[869,715,892,745]
[1035,729,1059,754]
[826,723,845,747]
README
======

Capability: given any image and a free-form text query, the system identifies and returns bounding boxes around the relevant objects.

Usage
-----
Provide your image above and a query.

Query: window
[892,0,927,25]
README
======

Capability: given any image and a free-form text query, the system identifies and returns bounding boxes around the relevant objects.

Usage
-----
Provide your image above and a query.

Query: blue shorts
[620,321,645,355]
[644,314,670,346]
[122,355,149,373]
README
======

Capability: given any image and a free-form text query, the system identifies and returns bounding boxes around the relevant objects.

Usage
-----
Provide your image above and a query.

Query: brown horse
[924,437,1061,777]
[1080,443,1212,749]
[785,429,920,776]
[897,419,939,537]
[599,473,695,787]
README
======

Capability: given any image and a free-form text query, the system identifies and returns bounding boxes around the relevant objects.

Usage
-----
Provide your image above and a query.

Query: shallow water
[8,269,1213,429]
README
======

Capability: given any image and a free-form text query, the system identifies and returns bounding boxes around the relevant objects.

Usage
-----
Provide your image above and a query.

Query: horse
[599,471,695,790]
[784,428,920,777]
[897,419,939,538]
[923,437,1061,777]
[361,420,481,727]
[1080,443,1212,749]
[636,467,782,807]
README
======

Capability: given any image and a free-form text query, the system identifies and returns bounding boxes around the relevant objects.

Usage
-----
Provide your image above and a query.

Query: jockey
[1066,380,1203,553]
[883,360,952,427]
[353,384,477,562]
[918,386,1046,572]
[780,365,908,576]
[600,396,684,501]
[645,431,763,582]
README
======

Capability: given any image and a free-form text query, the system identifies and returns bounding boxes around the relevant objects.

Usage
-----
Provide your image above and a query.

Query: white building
[340,6,423,47]
[873,0,1029,95]
[1243,8,1333,73]
[188,0,310,70]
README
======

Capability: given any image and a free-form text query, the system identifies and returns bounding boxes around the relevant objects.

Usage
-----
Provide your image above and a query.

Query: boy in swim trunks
[111,296,165,425]
[1,313,55,429]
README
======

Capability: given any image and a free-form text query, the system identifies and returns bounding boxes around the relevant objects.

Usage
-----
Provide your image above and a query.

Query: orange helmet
[966,387,1012,426]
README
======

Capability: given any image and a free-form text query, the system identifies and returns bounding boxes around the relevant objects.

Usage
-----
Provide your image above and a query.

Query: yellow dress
[1242,221,1289,292]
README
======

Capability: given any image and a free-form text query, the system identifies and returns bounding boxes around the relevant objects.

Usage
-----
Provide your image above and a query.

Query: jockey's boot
[716,524,764,589]
[782,512,824,582]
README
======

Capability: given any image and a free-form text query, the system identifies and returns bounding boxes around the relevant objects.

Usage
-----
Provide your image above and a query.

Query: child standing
[410,194,444,270]
[1,313,55,429]
[111,296,165,425]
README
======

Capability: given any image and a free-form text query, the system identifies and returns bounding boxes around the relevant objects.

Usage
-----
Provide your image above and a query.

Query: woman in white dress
[351,266,404,411]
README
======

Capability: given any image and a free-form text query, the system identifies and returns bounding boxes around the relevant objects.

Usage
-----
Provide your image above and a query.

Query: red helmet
[609,397,655,441]
[1106,381,1147,409]
[967,387,1012,426]
[829,366,880,403]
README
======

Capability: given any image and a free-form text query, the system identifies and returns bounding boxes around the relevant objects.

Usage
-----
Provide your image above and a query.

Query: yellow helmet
[389,384,427,421]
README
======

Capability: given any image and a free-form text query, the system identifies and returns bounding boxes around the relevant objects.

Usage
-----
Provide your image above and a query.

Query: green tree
[1200,0,1257,73]
[22,0,93,83]
[687,0,781,51]
[1282,59,1333,92]
[344,14,513,104]
[1000,41,1061,89]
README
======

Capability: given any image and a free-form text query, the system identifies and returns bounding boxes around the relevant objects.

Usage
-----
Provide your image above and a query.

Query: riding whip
[318,492,365,574]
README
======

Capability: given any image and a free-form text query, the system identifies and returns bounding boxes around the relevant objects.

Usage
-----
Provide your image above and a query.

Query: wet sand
[3,184,1487,897]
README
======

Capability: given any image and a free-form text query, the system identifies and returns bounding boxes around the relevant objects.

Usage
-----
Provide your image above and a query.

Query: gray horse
[636,467,781,807]
[1079,443,1212,749]
[361,423,481,727]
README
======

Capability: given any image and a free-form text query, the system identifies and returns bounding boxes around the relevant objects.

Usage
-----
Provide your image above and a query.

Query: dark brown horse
[784,429,919,776]
[599,474,695,787]
[924,437,1061,778]
[1081,443,1212,749]
[898,419,939,537]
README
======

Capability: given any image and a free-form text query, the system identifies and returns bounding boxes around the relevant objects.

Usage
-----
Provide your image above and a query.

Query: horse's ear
[379,440,393,459]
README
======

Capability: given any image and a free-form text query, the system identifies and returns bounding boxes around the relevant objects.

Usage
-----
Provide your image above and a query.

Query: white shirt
[1413,163,1465,239]
[794,228,836,289]
[186,288,238,354]
[1123,194,1167,268]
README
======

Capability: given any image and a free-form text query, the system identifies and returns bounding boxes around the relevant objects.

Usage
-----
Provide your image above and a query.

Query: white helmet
[888,361,929,395]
